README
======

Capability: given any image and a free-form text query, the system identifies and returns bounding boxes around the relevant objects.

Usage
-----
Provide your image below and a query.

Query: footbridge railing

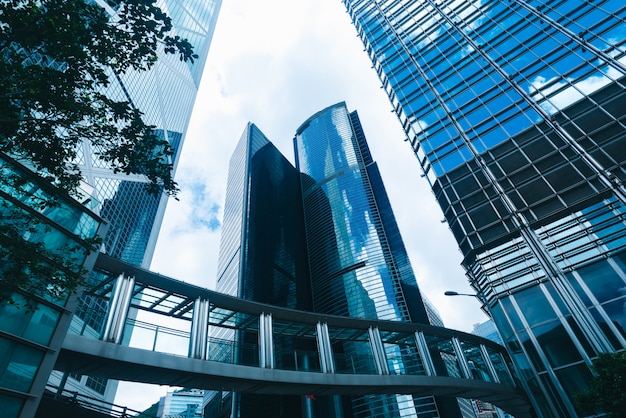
[55,253,533,417]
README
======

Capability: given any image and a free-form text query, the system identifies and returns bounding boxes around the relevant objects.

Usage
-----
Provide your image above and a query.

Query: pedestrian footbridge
[55,254,532,417]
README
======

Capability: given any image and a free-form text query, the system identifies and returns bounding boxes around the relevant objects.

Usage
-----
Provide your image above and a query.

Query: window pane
[0,338,44,392]
[513,285,557,327]
[533,322,582,368]
[577,259,626,304]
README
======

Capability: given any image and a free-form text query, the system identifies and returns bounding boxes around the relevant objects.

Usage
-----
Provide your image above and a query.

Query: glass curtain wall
[294,102,460,418]
[341,0,626,416]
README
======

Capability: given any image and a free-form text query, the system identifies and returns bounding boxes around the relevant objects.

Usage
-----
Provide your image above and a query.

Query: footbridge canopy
[55,254,533,417]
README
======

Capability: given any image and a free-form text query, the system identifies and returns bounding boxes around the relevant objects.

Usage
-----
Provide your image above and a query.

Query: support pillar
[368,326,389,375]
[259,313,274,369]
[316,322,335,373]
[189,297,209,359]
[102,273,135,344]
[451,337,472,379]
[415,331,436,376]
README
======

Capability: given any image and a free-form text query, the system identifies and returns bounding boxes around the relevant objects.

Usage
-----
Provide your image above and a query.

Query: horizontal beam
[57,334,532,418]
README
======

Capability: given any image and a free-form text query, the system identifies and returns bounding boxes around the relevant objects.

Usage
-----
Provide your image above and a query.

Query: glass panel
[0,337,44,392]
[272,320,319,372]
[554,363,594,416]
[516,330,545,372]
[0,293,59,345]
[490,302,514,340]
[533,321,582,368]
[381,332,426,376]
[485,347,514,386]
[588,307,623,350]
[327,326,375,375]
[459,341,492,381]
[576,259,626,304]
[526,376,556,418]
[599,298,626,342]
[513,285,557,327]
[425,335,462,378]
[332,340,377,374]
[0,394,23,418]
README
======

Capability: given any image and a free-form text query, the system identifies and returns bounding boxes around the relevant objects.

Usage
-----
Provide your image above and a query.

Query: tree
[574,351,626,417]
[1,0,196,196]
[0,0,196,305]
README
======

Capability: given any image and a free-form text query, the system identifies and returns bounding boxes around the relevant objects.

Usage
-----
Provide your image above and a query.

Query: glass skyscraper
[213,102,463,417]
[341,0,625,416]
[81,0,222,268]
[45,0,222,408]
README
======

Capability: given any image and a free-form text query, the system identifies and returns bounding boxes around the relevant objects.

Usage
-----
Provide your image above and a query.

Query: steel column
[189,297,209,359]
[368,326,389,375]
[316,322,335,373]
[259,313,274,369]
[102,273,135,344]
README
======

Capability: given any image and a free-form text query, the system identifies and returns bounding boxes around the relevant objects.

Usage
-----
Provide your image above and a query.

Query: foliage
[574,351,626,417]
[0,0,197,196]
[0,157,103,307]
[0,0,196,305]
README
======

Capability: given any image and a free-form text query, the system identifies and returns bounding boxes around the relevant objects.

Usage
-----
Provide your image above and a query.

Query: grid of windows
[294,103,453,418]
[342,0,626,416]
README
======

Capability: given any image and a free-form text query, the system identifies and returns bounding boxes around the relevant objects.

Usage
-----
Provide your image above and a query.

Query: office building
[3,0,223,412]
[0,154,104,418]
[211,102,463,417]
[157,388,204,418]
[341,0,626,416]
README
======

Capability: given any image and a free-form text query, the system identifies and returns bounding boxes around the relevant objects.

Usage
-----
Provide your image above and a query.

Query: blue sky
[115,0,488,410]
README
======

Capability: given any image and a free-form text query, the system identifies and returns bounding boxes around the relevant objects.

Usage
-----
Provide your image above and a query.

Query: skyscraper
[46,0,222,407]
[82,0,222,268]
[341,1,626,416]
[213,102,462,417]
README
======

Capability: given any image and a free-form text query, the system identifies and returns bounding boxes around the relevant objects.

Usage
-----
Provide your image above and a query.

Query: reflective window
[533,322,582,368]
[0,293,60,346]
[513,286,557,327]
[0,337,44,393]
[576,260,626,304]
[0,394,22,418]
[554,363,594,416]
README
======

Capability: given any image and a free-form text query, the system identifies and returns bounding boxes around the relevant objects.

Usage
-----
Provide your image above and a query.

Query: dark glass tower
[214,103,461,417]
[212,123,313,417]
[341,1,626,416]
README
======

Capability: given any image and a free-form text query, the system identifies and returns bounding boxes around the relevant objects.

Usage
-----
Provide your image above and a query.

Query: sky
[115,0,488,410]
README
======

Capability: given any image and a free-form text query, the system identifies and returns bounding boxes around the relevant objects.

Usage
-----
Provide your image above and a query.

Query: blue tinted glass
[576,259,626,304]
[513,285,557,327]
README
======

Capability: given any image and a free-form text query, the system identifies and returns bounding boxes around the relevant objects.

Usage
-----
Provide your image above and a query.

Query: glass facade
[341,0,626,416]
[0,155,103,418]
[80,0,222,269]
[211,123,312,417]
[45,0,222,408]
[212,103,462,417]
[295,102,460,417]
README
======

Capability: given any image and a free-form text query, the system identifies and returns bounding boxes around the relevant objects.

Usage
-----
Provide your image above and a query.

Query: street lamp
[444,290,489,314]
[444,290,478,298]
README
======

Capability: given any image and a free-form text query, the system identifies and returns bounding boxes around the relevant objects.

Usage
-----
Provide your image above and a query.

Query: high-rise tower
[83,0,222,268]
[47,0,222,407]
[213,102,462,417]
[341,1,626,416]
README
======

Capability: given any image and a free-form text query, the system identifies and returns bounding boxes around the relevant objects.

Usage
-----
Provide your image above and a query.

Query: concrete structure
[341,0,626,416]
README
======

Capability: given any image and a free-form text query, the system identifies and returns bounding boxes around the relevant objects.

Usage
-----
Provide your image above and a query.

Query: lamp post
[444,290,489,316]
